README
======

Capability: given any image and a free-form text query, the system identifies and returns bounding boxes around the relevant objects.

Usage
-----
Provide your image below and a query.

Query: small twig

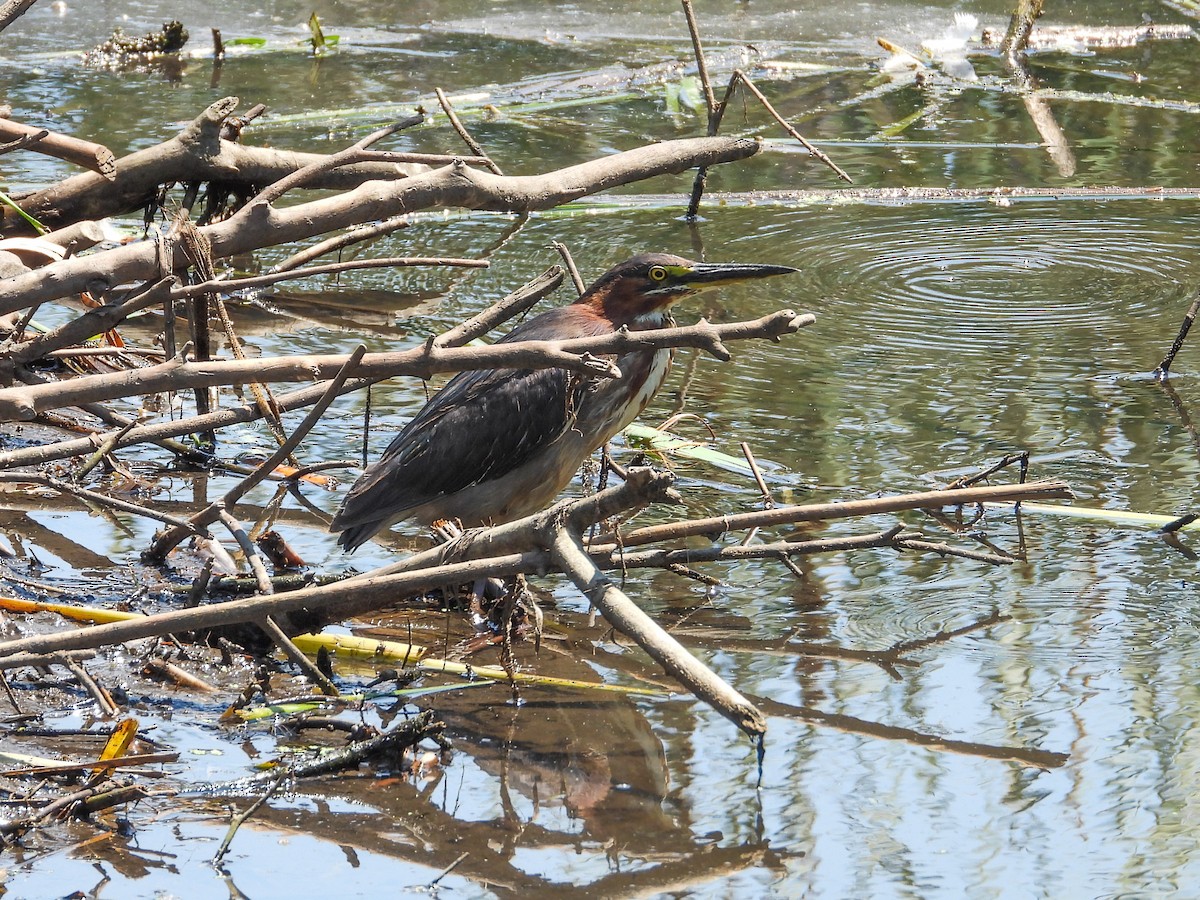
[217,508,274,595]
[141,658,218,693]
[281,459,359,481]
[430,852,470,887]
[257,613,339,696]
[434,265,565,348]
[550,241,586,296]
[0,648,95,670]
[0,669,20,713]
[739,441,774,508]
[434,88,502,175]
[890,536,1015,566]
[175,255,489,299]
[681,0,718,121]
[269,215,410,273]
[944,451,1030,490]
[62,657,119,717]
[730,70,853,183]
[0,128,48,157]
[251,116,424,208]
[681,0,719,219]
[665,562,721,585]
[212,766,289,864]
[1154,287,1200,381]
[593,481,1073,549]
[74,421,138,481]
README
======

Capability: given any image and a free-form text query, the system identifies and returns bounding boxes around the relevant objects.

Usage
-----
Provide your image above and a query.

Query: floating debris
[83,20,189,68]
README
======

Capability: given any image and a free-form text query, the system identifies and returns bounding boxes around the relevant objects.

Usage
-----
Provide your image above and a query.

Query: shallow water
[3,1,1200,897]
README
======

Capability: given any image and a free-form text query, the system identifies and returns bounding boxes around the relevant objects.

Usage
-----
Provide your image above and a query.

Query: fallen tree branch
[549,525,767,737]
[589,480,1074,548]
[4,99,433,233]
[0,267,567,470]
[0,116,116,178]
[0,470,681,657]
[0,130,764,310]
[0,310,814,421]
[754,694,1067,768]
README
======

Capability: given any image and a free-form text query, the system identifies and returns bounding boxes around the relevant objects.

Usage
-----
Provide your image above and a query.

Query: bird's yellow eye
[648,266,667,282]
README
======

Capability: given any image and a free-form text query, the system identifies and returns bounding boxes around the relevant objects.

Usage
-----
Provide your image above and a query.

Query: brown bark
[0,116,116,178]
[0,311,812,421]
[0,122,763,311]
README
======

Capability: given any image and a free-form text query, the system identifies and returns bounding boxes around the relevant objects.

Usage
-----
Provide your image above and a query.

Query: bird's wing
[332,307,604,531]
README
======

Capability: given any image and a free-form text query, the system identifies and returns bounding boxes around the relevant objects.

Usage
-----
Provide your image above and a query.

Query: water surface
[3,1,1200,897]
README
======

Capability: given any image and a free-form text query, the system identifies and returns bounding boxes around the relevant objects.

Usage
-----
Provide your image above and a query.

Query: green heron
[331,252,797,551]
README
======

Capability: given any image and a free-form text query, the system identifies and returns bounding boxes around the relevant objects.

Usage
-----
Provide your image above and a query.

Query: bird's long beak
[678,261,799,290]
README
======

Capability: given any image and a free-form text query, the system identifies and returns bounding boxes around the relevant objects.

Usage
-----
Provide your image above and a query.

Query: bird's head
[579,252,798,326]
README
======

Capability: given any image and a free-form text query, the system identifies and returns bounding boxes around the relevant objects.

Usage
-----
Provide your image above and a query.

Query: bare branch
[0,310,813,421]
[0,135,764,310]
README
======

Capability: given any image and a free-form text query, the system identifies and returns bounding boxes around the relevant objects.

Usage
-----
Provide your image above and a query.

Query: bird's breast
[578,346,673,446]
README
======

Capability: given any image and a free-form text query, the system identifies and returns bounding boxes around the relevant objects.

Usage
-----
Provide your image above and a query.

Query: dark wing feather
[332,306,609,537]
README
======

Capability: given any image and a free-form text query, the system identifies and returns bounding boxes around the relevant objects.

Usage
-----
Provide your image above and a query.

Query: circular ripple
[762,206,1200,358]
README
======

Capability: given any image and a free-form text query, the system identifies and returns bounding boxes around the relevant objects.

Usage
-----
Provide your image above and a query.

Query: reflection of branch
[1157,377,1200,468]
[585,843,781,899]
[1017,91,1076,177]
[668,611,1010,681]
[189,711,442,794]
[885,609,1011,655]
[755,694,1068,768]
[999,0,1075,177]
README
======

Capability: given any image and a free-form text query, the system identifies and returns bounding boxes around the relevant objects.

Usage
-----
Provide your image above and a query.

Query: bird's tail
[333,519,377,553]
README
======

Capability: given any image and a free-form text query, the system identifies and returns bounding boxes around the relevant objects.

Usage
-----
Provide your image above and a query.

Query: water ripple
[772,208,1200,357]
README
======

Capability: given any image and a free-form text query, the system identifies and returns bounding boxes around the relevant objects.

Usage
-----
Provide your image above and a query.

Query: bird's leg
[431,518,504,629]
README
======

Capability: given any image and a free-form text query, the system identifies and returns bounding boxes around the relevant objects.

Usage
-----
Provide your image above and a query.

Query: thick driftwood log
[5,99,433,233]
[0,132,764,311]
[0,311,813,421]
